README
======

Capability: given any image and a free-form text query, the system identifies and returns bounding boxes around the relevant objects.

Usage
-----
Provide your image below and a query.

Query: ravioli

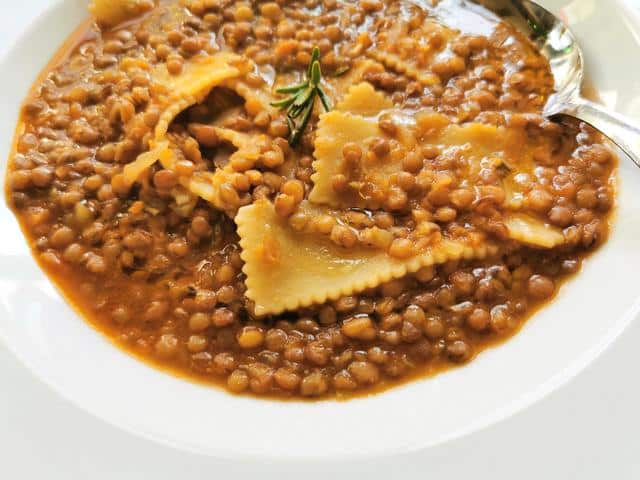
[367,15,458,87]
[122,54,243,185]
[310,84,517,212]
[237,200,496,316]
[310,82,563,253]
[120,54,262,214]
[309,82,414,208]
[310,110,386,208]
[504,213,565,249]
[153,54,245,140]
[334,82,392,117]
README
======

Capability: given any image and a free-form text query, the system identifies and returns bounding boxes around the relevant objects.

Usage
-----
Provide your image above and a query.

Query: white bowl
[1,0,639,461]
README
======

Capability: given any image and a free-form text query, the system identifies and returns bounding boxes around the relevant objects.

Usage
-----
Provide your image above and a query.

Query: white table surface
[2,1,640,478]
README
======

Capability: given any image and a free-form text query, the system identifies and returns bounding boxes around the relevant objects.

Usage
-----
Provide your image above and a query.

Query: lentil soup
[5,0,616,399]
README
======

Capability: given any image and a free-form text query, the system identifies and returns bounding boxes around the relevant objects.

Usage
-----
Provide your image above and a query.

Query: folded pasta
[238,200,497,316]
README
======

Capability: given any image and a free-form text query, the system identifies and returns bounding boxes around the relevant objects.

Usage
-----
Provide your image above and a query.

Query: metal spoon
[438,0,640,167]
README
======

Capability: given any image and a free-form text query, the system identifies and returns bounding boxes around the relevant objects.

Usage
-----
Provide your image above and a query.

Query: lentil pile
[5,0,616,399]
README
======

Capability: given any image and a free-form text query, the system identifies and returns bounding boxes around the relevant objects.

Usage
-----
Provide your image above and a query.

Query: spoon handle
[557,97,640,169]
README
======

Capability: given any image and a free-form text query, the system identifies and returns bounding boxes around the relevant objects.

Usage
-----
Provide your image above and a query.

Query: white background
[1,1,640,478]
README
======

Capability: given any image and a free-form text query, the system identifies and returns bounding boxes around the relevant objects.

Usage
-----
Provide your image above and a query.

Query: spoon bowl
[474,0,583,95]
[443,0,640,167]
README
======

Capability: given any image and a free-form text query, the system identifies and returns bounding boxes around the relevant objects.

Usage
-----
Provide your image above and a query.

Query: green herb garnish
[271,46,331,146]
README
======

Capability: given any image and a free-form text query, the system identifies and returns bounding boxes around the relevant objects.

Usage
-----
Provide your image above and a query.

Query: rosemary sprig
[270,46,331,146]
